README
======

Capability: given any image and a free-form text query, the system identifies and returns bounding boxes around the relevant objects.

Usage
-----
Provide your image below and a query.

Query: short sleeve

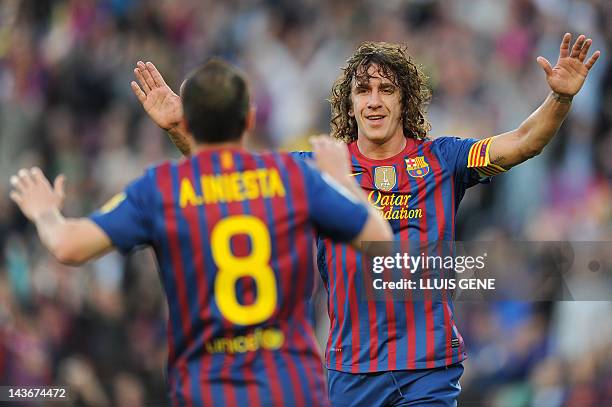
[89,174,154,254]
[433,136,507,189]
[297,160,369,242]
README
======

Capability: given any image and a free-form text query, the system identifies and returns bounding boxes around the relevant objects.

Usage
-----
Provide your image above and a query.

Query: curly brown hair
[329,42,432,143]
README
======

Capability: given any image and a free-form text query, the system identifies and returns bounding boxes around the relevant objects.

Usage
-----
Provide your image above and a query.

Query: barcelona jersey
[296,136,505,373]
[89,148,369,406]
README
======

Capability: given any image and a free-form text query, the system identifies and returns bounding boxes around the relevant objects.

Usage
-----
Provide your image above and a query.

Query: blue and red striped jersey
[89,148,369,406]
[296,136,504,373]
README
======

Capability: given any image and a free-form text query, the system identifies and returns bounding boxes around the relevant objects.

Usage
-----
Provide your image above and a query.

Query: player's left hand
[9,168,65,221]
[537,33,601,97]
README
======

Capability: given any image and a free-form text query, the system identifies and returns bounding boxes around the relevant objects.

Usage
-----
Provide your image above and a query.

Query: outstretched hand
[131,61,185,132]
[536,33,600,97]
[10,168,65,222]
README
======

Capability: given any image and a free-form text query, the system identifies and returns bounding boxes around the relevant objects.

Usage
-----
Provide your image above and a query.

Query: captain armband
[467,137,507,177]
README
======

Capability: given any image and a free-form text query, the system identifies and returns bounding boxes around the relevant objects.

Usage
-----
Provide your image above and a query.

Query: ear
[181,117,190,133]
[348,105,354,117]
[241,106,257,147]
[246,105,256,133]
[180,118,197,149]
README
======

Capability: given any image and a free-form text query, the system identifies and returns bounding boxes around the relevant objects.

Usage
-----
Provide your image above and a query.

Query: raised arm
[488,33,600,169]
[10,168,112,265]
[131,61,194,156]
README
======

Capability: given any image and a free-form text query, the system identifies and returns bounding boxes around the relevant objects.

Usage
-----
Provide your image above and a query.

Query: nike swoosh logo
[349,171,364,177]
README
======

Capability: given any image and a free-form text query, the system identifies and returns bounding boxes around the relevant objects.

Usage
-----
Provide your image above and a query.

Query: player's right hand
[9,168,65,222]
[131,61,185,132]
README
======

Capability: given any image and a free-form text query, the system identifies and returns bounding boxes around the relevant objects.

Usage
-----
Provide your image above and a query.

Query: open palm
[537,33,600,97]
[131,61,184,131]
[10,168,65,222]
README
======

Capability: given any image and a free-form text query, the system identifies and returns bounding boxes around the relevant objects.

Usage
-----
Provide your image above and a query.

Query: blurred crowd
[1,0,611,405]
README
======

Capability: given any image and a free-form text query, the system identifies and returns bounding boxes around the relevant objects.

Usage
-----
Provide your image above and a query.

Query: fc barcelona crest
[374,166,396,191]
[405,156,429,178]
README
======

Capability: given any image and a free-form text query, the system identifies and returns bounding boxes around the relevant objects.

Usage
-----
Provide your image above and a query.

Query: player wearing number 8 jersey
[9,59,392,406]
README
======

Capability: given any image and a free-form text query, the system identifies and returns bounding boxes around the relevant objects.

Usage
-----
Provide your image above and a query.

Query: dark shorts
[327,363,464,407]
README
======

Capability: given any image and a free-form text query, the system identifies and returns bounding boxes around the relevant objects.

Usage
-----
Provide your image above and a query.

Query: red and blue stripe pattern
[320,136,490,373]
[152,149,329,406]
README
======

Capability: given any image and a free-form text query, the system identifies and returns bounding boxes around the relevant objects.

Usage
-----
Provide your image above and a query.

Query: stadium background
[1,0,611,405]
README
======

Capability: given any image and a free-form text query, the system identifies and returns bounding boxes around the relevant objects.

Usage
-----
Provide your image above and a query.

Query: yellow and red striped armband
[467,137,507,177]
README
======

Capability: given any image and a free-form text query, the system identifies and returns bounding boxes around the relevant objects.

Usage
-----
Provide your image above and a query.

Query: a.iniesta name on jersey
[179,168,286,207]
